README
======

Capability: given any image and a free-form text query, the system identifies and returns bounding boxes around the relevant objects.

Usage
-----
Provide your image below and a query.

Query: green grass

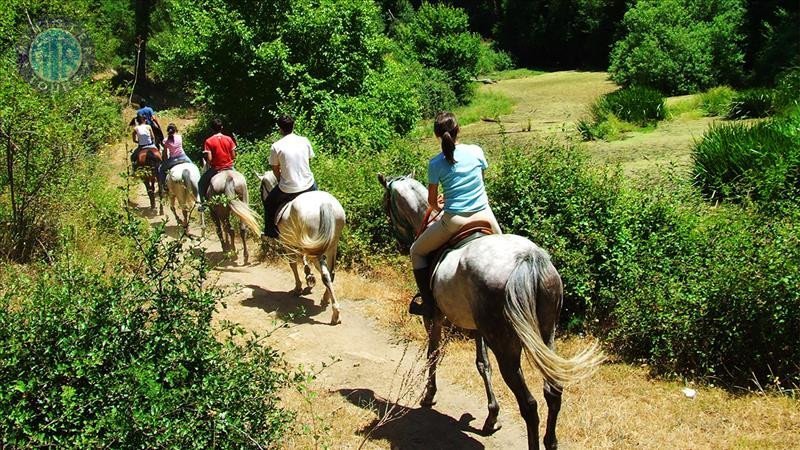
[453,90,515,126]
[487,68,545,80]
[698,86,736,117]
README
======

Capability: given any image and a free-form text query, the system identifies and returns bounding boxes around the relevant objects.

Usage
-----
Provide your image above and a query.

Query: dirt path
[107,108,533,449]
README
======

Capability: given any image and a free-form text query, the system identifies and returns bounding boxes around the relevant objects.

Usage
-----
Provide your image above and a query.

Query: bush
[727,88,775,119]
[692,116,800,203]
[698,86,735,116]
[579,86,665,140]
[773,67,800,113]
[393,3,482,102]
[595,86,666,126]
[609,0,746,94]
[476,41,514,75]
[0,227,293,447]
[487,141,800,387]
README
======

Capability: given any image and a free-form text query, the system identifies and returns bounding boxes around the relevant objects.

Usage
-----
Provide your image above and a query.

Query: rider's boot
[409,268,435,318]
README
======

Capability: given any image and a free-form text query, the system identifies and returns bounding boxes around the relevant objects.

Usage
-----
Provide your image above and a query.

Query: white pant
[410,207,502,269]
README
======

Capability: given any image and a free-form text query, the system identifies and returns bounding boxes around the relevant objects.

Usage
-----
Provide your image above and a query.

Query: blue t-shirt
[137,106,155,125]
[428,144,489,213]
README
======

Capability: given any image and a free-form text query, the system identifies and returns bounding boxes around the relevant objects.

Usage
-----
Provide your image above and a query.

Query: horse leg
[543,381,562,450]
[320,246,338,308]
[421,313,444,407]
[211,212,226,252]
[239,221,249,264]
[145,179,155,210]
[318,255,340,325]
[303,255,316,290]
[289,258,304,295]
[225,217,236,257]
[476,335,502,434]
[170,193,180,226]
[493,339,540,450]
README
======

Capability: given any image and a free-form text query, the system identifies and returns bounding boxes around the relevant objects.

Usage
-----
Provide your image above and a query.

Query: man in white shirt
[263,115,318,238]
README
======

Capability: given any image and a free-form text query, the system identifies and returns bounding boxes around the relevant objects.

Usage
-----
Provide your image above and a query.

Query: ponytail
[434,112,459,165]
[441,131,456,164]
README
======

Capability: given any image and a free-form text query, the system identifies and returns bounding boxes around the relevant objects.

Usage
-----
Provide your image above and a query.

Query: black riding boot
[409,268,435,318]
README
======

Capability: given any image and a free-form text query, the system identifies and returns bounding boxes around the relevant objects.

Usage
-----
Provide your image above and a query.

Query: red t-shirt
[203,133,236,170]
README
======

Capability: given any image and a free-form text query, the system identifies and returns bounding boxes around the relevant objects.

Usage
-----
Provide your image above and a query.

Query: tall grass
[727,88,775,119]
[698,86,735,116]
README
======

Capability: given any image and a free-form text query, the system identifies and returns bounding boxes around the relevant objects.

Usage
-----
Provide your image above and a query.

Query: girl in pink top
[158,123,193,189]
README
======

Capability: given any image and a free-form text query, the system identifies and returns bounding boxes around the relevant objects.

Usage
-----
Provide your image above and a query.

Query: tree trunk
[134,0,153,85]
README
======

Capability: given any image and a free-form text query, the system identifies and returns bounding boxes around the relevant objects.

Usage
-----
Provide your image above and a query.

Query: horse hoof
[290,287,302,296]
[421,396,436,408]
[305,274,316,288]
[301,286,313,295]
[330,314,341,325]
[482,420,502,435]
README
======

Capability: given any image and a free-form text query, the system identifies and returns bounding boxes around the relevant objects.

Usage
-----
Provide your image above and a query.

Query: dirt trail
[107,108,532,449]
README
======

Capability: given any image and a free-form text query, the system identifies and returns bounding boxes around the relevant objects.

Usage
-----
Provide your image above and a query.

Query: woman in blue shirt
[409,112,502,317]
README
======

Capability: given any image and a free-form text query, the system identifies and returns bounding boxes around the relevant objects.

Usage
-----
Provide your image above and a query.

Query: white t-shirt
[269,133,315,193]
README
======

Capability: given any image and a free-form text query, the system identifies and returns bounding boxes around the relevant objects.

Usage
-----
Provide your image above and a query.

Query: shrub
[692,117,800,203]
[727,88,775,119]
[476,41,514,75]
[488,140,800,387]
[609,0,746,94]
[698,86,735,117]
[416,67,458,118]
[393,3,482,102]
[595,86,666,126]
[773,67,800,113]
[0,227,293,447]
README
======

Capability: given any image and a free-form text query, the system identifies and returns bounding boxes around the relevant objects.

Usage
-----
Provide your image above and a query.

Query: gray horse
[378,174,603,450]
[204,169,261,264]
[258,171,346,325]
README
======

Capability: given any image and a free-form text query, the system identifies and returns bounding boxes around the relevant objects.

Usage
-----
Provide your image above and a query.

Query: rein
[416,207,442,238]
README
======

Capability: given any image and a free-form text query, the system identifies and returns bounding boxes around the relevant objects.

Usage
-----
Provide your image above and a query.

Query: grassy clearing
[487,68,545,80]
[453,89,515,126]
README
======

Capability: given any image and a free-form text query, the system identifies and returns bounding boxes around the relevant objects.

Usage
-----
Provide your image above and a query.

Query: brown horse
[132,147,163,214]
[379,174,604,450]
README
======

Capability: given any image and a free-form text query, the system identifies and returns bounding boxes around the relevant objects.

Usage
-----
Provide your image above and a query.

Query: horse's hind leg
[239,222,249,264]
[492,338,540,450]
[542,331,563,450]
[318,255,340,325]
[476,335,502,434]
[421,313,444,407]
[211,212,226,252]
[289,258,304,295]
[224,217,236,256]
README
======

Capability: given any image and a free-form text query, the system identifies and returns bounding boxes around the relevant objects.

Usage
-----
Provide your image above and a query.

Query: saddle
[426,220,494,289]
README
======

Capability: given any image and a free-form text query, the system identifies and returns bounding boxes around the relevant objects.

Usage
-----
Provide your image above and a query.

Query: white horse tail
[182,168,197,200]
[280,202,336,256]
[225,176,261,236]
[504,250,604,387]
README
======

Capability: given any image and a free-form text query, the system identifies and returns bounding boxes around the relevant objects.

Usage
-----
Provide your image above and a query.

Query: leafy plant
[727,88,775,119]
[698,86,736,116]
[0,223,294,447]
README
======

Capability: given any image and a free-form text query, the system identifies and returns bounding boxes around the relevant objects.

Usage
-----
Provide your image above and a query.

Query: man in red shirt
[198,118,237,208]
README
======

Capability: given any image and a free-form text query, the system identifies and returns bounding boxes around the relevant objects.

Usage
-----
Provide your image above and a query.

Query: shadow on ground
[241,284,328,325]
[338,388,488,449]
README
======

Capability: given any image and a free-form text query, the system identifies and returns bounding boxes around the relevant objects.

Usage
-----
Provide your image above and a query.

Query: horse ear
[377,173,388,188]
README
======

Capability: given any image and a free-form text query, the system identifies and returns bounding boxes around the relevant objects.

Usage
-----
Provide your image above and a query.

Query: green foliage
[751,7,800,85]
[393,3,483,102]
[609,0,746,94]
[488,141,800,387]
[0,227,292,447]
[727,88,775,119]
[579,86,665,140]
[487,143,624,325]
[773,67,800,112]
[698,86,736,116]
[692,115,800,203]
[476,41,514,75]
[0,61,121,262]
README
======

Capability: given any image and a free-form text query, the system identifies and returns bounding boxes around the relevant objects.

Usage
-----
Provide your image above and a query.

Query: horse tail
[181,168,194,196]
[225,176,261,236]
[504,249,604,387]
[280,202,336,257]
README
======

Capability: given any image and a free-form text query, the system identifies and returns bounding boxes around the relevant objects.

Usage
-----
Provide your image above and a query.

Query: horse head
[377,173,427,253]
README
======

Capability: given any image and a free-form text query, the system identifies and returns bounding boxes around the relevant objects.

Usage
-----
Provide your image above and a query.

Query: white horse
[379,174,604,450]
[258,171,346,325]
[204,169,262,264]
[165,161,203,231]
